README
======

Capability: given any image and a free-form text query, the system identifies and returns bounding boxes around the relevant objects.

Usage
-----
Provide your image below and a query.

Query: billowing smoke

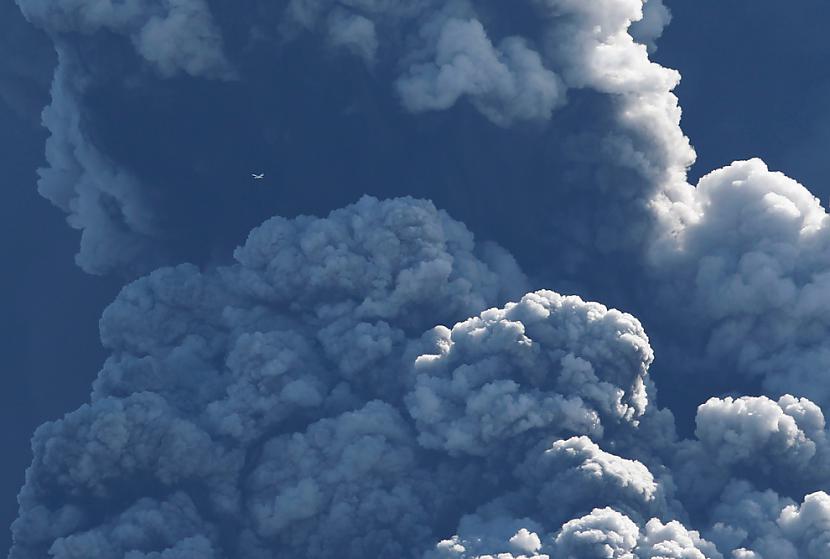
[11,0,830,557]
[646,158,830,410]
[11,195,830,558]
[9,196,662,557]
[14,0,686,282]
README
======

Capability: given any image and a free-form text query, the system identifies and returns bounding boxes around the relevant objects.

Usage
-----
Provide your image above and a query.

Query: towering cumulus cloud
[14,0,233,274]
[17,0,232,79]
[12,0,830,557]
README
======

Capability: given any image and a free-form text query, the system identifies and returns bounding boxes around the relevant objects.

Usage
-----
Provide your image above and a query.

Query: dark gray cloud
[14,0,690,285]
[12,0,830,557]
[553,507,643,558]
[33,51,170,275]
[8,195,715,558]
[395,20,565,126]
[16,0,232,79]
[282,0,567,126]
[46,492,222,559]
[16,193,830,558]
[8,196,530,558]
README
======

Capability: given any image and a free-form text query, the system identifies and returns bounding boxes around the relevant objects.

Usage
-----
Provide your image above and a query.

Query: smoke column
[10,1,830,558]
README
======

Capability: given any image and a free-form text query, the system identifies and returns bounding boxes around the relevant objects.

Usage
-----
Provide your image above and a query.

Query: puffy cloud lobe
[672,395,830,511]
[553,508,722,559]
[16,0,232,79]
[705,484,830,559]
[284,0,692,217]
[20,178,830,558]
[27,394,242,506]
[426,515,549,559]
[8,196,530,558]
[13,192,742,559]
[405,290,653,456]
[10,393,242,558]
[33,51,169,275]
[290,0,567,127]
[705,481,797,558]
[672,396,830,557]
[649,159,830,408]
[18,0,830,557]
[47,494,220,559]
[535,0,674,92]
[16,0,693,282]
[517,436,668,525]
[636,518,723,559]
[695,395,829,479]
[13,0,231,275]
[533,0,694,186]
[397,18,565,126]
[629,0,672,52]
[777,492,830,559]
[325,9,379,65]
[203,330,330,443]
[229,195,524,328]
[245,401,438,557]
[285,0,565,127]
[87,195,528,459]
[553,507,640,558]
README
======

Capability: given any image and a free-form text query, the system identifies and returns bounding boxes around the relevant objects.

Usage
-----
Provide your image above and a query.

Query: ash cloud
[11,0,830,558]
[14,0,689,283]
[14,194,830,559]
[8,196,672,558]
[16,0,233,79]
[646,158,830,410]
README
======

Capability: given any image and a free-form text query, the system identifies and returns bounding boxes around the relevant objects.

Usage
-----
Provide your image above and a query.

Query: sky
[656,0,830,192]
[4,1,830,558]
[0,4,122,553]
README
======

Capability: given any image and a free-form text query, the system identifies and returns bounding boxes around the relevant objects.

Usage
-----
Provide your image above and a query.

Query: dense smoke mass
[13,0,689,283]
[12,196,830,558]
[9,0,830,557]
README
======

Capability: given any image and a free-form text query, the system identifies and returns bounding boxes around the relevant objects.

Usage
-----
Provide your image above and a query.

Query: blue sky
[657,0,830,192]
[4,1,830,557]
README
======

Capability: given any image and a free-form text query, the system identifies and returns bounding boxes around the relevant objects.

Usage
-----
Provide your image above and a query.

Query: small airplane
[252,173,265,180]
